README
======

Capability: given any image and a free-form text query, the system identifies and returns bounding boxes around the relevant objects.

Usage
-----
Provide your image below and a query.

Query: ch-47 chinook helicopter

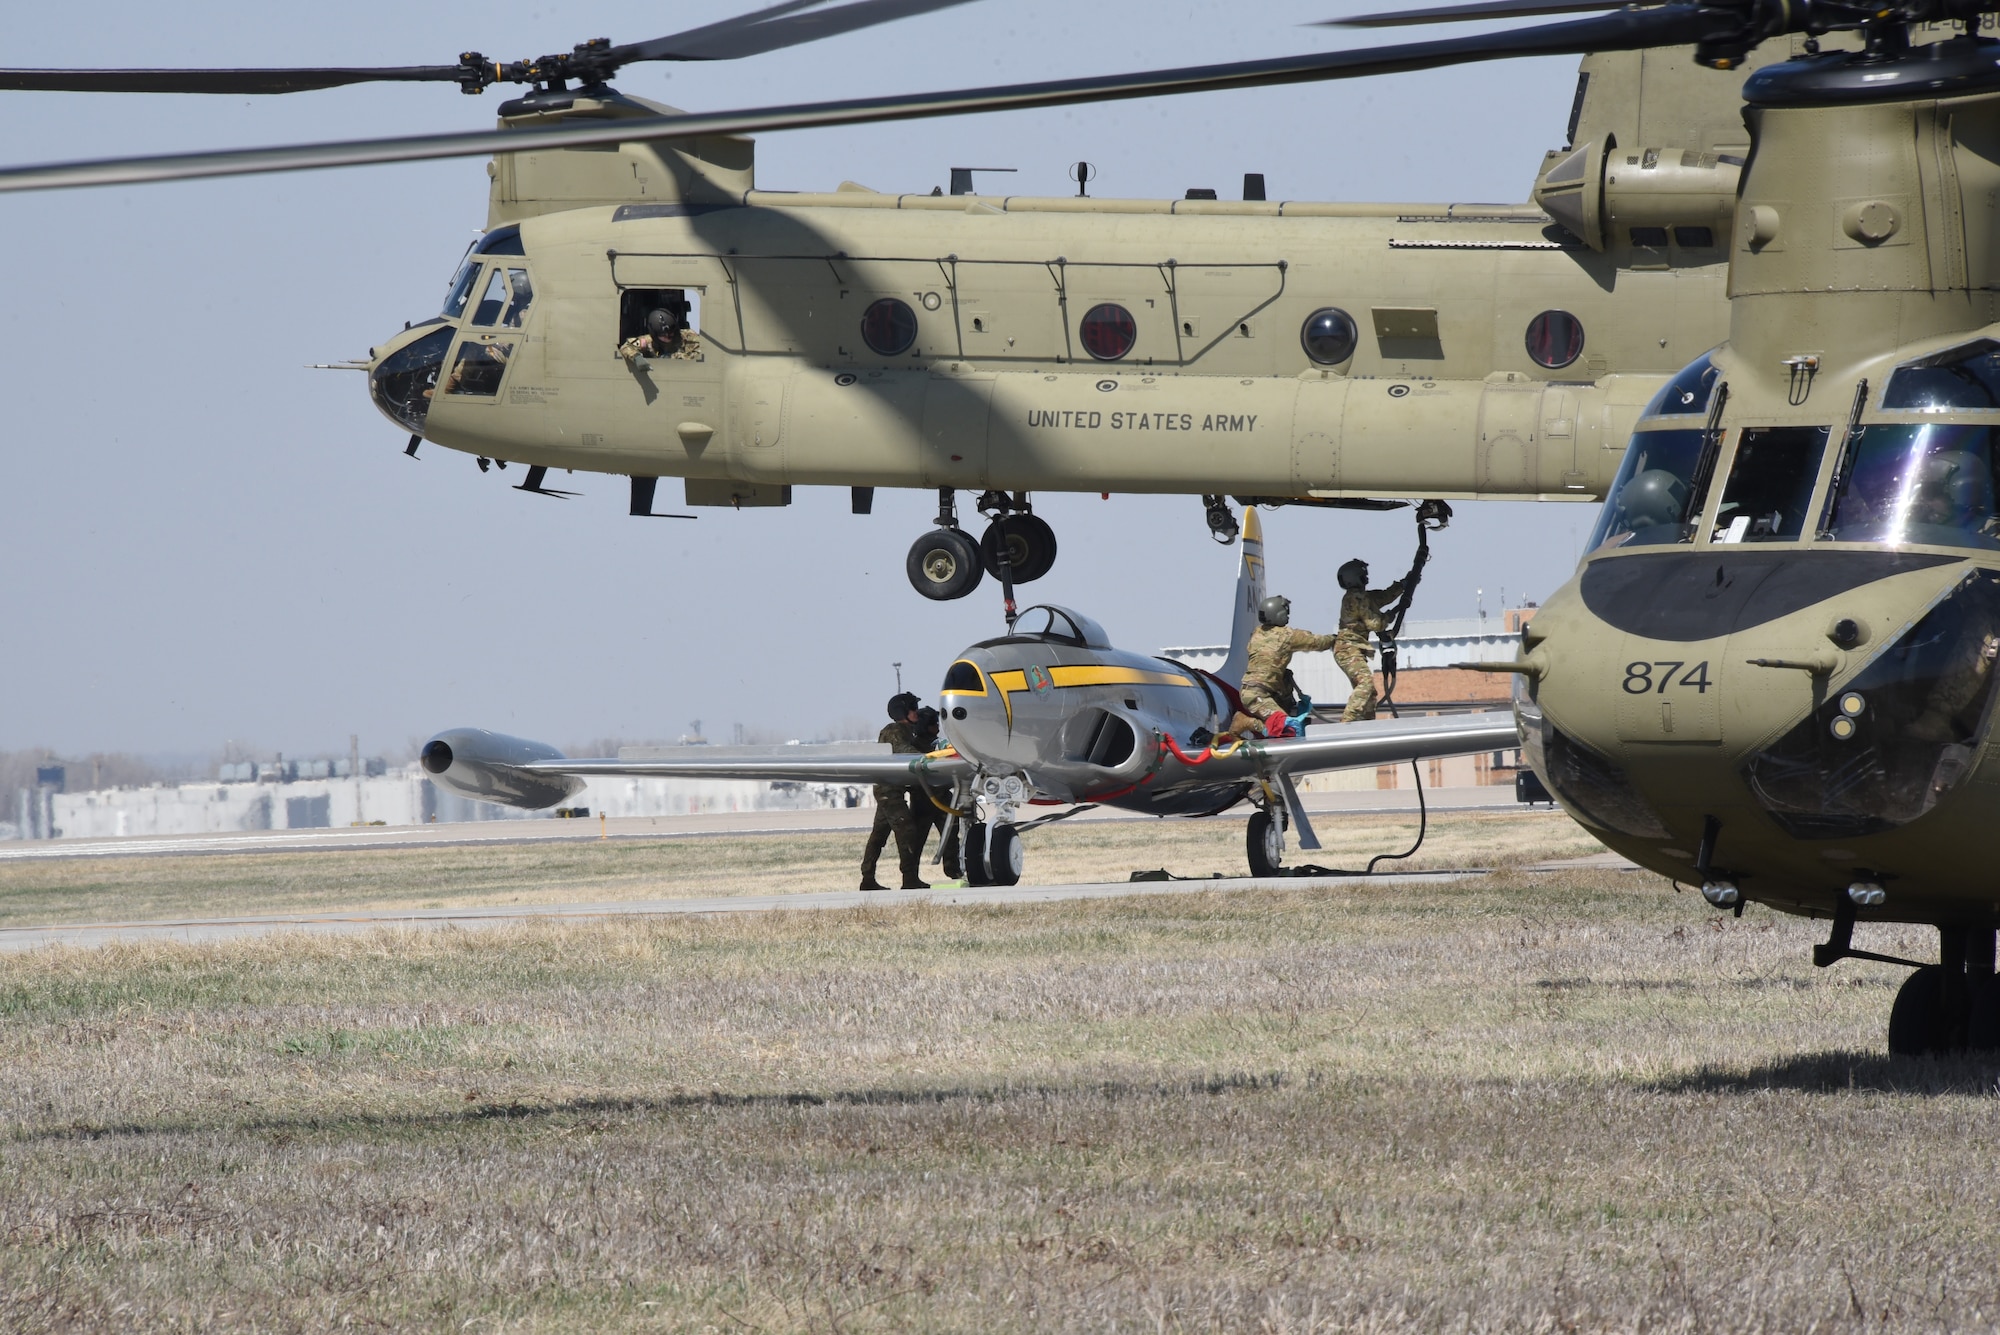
[419,508,1516,883]
[0,1,1772,599]
[1251,0,2000,1055]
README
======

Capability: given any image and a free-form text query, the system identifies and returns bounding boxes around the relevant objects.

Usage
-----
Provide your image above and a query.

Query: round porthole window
[1300,307,1358,366]
[1079,303,1137,361]
[1526,310,1585,369]
[861,298,919,356]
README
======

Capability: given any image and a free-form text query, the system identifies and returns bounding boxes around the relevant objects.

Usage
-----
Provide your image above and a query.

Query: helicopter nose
[367,322,454,435]
[1520,549,1991,882]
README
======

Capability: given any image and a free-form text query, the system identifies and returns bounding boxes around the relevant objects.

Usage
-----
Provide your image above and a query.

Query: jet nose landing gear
[905,490,1058,601]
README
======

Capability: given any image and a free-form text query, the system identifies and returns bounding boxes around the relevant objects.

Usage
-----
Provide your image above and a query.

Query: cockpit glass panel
[1009,605,1111,647]
[469,270,508,327]
[473,224,525,256]
[1710,425,1829,543]
[442,262,481,320]
[1638,351,1720,422]
[1583,428,1706,553]
[1881,338,2000,413]
[443,341,513,397]
[502,269,534,327]
[1819,423,2000,550]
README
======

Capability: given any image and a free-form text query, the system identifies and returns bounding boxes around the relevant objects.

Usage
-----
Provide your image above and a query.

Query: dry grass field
[0,808,1605,928]
[5,815,2000,1330]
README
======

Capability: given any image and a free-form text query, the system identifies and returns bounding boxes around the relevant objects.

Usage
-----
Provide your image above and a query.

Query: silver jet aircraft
[422,510,1516,882]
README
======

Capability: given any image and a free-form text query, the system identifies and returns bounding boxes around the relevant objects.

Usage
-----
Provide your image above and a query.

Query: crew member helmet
[1257,595,1291,627]
[645,306,682,340]
[1337,559,1370,591]
[887,691,921,720]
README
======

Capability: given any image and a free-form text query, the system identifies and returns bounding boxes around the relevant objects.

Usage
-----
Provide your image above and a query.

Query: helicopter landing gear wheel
[1247,809,1284,878]
[986,824,1023,886]
[979,514,1058,583]
[1889,966,1961,1056]
[962,822,990,886]
[907,527,984,601]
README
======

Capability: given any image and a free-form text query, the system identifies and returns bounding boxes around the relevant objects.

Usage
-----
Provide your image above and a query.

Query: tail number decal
[1622,661,1713,695]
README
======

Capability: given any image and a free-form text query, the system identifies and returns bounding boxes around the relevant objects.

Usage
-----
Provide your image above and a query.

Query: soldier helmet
[887,691,921,720]
[916,705,940,732]
[1257,595,1291,627]
[645,306,682,340]
[1337,559,1370,591]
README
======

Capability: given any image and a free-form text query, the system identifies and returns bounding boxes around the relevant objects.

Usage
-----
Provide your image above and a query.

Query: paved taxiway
[0,785,1525,863]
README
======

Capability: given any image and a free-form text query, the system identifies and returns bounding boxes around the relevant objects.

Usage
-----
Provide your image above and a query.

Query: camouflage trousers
[911,788,962,871]
[1336,641,1379,722]
[862,790,920,885]
[1238,682,1287,725]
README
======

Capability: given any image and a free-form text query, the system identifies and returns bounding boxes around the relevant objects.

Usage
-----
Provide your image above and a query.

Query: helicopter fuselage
[370,188,1729,504]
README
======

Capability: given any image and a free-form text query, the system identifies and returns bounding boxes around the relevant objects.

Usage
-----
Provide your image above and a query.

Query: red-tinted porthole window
[861,298,919,356]
[1526,310,1585,369]
[1079,303,1137,361]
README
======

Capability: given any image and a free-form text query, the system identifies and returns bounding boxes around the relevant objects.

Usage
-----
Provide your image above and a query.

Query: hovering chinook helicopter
[419,508,1517,883]
[0,1,1769,599]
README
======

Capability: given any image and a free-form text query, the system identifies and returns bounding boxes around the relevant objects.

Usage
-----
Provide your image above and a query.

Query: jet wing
[518,746,971,789]
[1249,710,1519,778]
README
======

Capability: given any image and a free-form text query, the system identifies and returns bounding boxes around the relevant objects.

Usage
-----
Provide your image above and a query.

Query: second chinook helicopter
[0,2,1770,598]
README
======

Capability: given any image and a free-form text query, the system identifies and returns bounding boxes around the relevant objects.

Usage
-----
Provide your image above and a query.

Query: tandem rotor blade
[1328,0,1640,29]
[0,0,980,95]
[0,6,1716,193]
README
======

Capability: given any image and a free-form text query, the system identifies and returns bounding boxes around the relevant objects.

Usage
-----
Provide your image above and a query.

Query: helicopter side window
[501,269,534,328]
[1820,423,2000,550]
[1709,426,1829,543]
[1881,339,2000,412]
[442,262,482,320]
[618,288,701,358]
[441,341,513,397]
[468,269,509,327]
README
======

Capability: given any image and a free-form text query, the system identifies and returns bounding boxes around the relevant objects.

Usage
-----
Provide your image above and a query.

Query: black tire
[907,527,984,601]
[1247,809,1284,878]
[1889,965,1959,1056]
[1969,975,2000,1051]
[987,824,1023,886]
[979,514,1058,583]
[963,822,990,886]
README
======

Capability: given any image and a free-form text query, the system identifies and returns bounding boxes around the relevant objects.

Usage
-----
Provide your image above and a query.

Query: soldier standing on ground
[1335,559,1406,723]
[909,706,962,876]
[860,692,928,892]
[1235,595,1337,738]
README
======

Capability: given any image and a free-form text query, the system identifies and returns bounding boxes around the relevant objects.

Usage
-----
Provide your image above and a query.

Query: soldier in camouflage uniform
[1335,559,1406,723]
[860,692,928,891]
[909,706,963,875]
[618,299,703,364]
[1237,595,1338,738]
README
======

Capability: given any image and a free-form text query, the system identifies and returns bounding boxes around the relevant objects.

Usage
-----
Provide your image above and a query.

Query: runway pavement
[0,785,1531,862]
[0,868,1498,952]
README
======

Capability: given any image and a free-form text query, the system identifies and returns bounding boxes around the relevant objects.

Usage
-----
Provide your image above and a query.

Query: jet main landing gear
[1247,802,1287,878]
[905,490,1057,600]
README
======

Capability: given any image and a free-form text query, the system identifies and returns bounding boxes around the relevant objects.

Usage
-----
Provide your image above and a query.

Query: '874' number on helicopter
[1622,662,1713,696]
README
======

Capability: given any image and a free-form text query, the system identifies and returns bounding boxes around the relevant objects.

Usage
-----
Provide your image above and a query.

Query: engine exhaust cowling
[420,727,585,810]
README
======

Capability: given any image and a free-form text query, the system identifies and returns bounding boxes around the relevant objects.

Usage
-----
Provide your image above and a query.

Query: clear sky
[0,1,1604,759]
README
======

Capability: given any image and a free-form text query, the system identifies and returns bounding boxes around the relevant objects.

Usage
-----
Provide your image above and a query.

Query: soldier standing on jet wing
[1335,559,1407,723]
[1237,595,1337,739]
[860,692,928,892]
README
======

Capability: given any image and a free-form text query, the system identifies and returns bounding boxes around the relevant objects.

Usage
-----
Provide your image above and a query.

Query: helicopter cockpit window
[442,341,513,397]
[1819,422,2000,550]
[501,269,534,327]
[1710,426,1829,543]
[1881,339,2000,412]
[469,269,509,327]
[1644,353,1720,419]
[473,224,525,257]
[442,262,482,320]
[1581,354,1725,555]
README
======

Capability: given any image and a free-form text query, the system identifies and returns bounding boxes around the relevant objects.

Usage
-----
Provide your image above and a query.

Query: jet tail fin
[1217,507,1264,687]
